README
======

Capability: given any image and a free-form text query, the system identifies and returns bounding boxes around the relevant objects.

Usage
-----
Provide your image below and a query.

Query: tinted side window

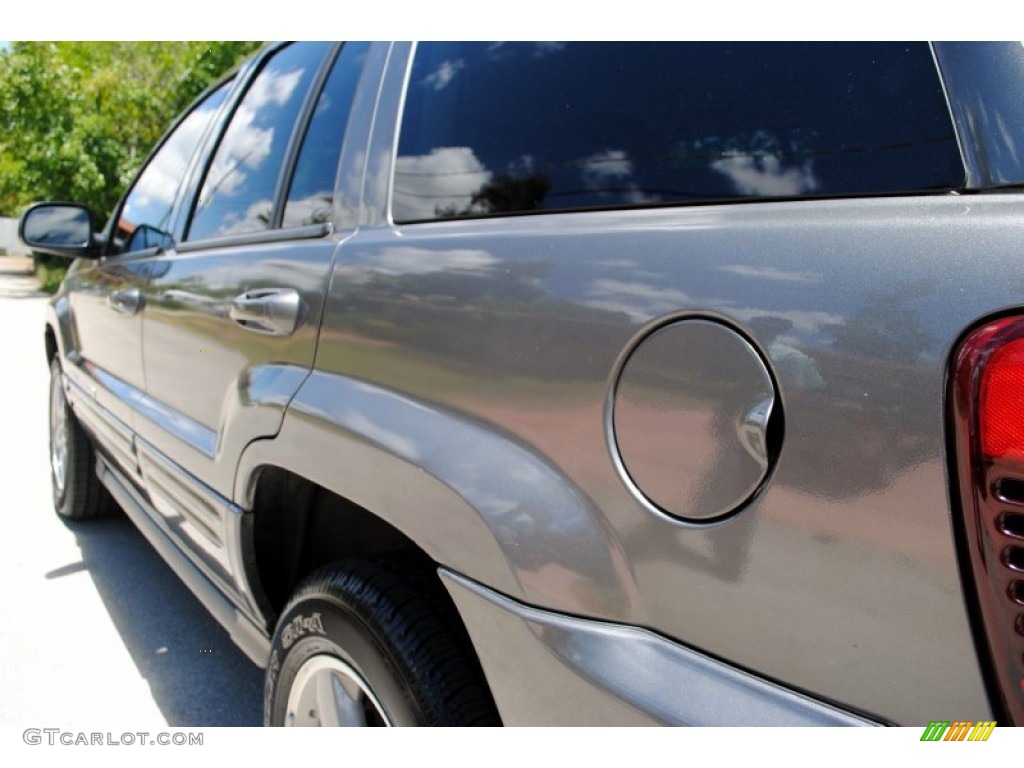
[283,42,370,228]
[394,43,964,222]
[115,81,230,253]
[188,42,332,241]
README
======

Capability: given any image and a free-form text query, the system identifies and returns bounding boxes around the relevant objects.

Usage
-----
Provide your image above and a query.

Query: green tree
[0,41,261,220]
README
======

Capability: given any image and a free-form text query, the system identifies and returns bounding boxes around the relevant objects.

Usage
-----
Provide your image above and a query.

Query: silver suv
[20,42,1024,726]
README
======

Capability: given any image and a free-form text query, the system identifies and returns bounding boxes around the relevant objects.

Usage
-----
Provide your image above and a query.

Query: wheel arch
[44,293,74,366]
[44,322,57,364]
[234,370,640,623]
[242,465,502,724]
[243,465,438,617]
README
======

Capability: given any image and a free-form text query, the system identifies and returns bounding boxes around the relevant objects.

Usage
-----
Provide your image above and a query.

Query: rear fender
[234,370,639,618]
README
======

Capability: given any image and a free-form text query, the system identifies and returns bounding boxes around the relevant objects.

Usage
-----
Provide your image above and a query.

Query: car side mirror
[19,202,101,259]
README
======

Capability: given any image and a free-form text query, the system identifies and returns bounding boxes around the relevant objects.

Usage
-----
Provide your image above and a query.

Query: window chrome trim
[175,222,331,253]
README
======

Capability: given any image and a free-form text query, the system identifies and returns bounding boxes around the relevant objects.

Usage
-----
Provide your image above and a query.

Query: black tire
[264,560,500,726]
[48,358,113,520]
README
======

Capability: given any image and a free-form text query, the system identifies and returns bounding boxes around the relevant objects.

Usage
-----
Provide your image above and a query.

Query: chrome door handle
[107,287,141,315]
[229,288,302,336]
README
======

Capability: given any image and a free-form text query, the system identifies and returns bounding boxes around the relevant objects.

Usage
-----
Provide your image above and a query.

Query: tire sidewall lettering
[265,595,418,726]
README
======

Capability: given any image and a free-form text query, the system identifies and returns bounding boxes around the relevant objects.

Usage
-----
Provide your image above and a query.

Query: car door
[61,80,234,485]
[133,41,375,597]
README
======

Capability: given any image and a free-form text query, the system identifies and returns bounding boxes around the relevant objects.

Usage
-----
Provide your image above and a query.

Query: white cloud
[534,42,567,56]
[199,67,304,201]
[577,149,661,204]
[720,265,821,283]
[581,149,633,189]
[247,67,303,110]
[339,247,498,283]
[204,197,273,238]
[125,104,217,220]
[199,119,272,199]
[372,246,498,276]
[282,191,333,228]
[582,279,842,333]
[508,154,536,173]
[393,146,492,221]
[423,59,465,91]
[584,279,692,321]
[710,154,818,197]
[729,308,843,335]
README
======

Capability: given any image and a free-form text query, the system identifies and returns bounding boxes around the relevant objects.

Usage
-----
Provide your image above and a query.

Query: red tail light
[952,316,1024,725]
[980,336,1024,461]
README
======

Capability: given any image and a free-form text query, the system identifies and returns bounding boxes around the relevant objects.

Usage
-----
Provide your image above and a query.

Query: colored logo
[920,721,996,741]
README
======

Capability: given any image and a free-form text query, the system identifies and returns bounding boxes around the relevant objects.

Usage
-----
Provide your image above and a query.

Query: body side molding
[440,569,880,727]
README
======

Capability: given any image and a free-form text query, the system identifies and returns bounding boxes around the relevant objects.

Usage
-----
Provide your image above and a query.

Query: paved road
[0,257,264,728]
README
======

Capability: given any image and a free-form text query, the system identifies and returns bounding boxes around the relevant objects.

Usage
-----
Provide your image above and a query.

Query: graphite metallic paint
[309,52,1002,722]
[39,42,1024,726]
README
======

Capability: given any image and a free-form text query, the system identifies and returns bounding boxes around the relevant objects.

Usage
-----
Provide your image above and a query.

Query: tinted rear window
[393,42,964,222]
